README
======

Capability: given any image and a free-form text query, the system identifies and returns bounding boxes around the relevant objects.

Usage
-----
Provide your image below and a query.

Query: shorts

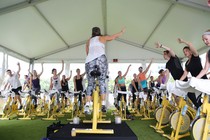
[12,86,22,95]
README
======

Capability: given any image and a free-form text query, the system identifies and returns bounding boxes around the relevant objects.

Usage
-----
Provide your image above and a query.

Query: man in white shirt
[4,62,23,110]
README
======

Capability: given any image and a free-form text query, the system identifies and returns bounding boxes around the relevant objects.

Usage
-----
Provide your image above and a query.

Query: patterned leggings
[85,55,108,96]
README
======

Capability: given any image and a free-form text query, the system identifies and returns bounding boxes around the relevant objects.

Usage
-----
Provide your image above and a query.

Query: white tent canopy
[0,0,210,63]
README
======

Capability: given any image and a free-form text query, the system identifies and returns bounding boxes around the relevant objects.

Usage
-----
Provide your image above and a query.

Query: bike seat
[90,70,101,77]
[90,65,101,77]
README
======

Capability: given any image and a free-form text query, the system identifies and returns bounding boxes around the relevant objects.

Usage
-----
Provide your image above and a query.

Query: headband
[203,32,210,35]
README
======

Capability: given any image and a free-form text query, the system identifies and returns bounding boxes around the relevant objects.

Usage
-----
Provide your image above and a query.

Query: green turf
[0,111,193,140]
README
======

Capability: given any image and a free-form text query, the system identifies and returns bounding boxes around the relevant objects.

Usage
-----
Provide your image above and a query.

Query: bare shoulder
[99,36,107,43]
[86,38,91,43]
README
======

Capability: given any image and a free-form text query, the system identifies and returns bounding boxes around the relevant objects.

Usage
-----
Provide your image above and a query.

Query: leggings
[85,55,108,96]
[187,92,202,109]
[117,86,130,115]
[117,86,127,103]
[12,86,22,95]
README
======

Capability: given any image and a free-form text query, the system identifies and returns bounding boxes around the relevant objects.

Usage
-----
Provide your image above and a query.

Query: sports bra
[118,77,125,84]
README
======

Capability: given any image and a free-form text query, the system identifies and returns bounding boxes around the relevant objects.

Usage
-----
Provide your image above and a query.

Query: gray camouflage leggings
[85,55,108,96]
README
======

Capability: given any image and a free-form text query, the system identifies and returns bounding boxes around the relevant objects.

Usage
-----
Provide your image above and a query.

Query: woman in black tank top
[73,69,86,92]
[73,68,86,108]
[75,77,83,91]
[61,71,72,92]
[131,73,141,108]
[61,71,72,104]
[148,76,155,89]
[29,63,44,108]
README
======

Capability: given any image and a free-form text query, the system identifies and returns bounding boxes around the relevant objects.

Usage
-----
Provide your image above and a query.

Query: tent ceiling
[0,0,210,63]
[0,0,25,9]
[40,40,164,63]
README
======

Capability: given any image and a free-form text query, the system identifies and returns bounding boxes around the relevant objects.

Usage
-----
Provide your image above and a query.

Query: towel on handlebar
[139,92,147,101]
[175,78,202,97]
[117,90,128,95]
[189,77,210,95]
[167,82,187,97]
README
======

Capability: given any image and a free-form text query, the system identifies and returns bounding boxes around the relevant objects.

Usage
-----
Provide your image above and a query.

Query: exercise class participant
[22,75,30,91]
[4,62,23,110]
[29,63,44,108]
[73,68,86,109]
[85,27,125,113]
[138,59,153,93]
[116,65,131,107]
[131,73,142,108]
[179,38,207,108]
[50,60,64,110]
[155,42,187,81]
[61,70,72,105]
[196,29,210,78]
[155,42,188,104]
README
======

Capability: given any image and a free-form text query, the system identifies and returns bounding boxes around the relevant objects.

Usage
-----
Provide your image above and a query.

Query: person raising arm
[85,27,125,113]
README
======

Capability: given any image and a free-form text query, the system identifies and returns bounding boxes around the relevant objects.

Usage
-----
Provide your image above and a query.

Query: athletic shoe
[132,104,134,109]
[18,105,23,110]
[84,105,91,115]
[101,105,107,113]
[79,106,82,111]
[126,114,134,120]
[56,108,60,113]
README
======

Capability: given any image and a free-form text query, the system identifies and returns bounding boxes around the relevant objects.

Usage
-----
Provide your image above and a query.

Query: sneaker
[101,105,107,113]
[79,106,82,111]
[18,105,23,110]
[116,105,120,110]
[126,114,134,120]
[84,105,91,115]
[56,108,60,113]
[132,105,134,109]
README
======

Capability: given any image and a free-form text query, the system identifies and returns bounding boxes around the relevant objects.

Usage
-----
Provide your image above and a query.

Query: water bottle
[181,105,188,116]
[32,99,35,105]
[184,95,188,100]
[118,101,121,106]
[195,107,200,118]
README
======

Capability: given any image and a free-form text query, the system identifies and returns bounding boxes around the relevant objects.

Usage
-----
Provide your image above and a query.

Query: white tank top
[85,36,105,63]
[7,73,21,89]
[51,76,61,90]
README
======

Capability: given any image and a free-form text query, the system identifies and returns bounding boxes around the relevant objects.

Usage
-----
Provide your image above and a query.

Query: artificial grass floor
[0,112,192,140]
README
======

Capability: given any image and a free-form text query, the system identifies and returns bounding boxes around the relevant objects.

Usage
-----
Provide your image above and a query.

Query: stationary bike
[150,85,174,133]
[139,91,154,120]
[67,90,84,121]
[71,65,113,136]
[191,94,210,140]
[18,91,37,120]
[42,90,64,120]
[0,90,18,120]
[36,90,49,116]
[163,96,196,140]
[116,90,129,120]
